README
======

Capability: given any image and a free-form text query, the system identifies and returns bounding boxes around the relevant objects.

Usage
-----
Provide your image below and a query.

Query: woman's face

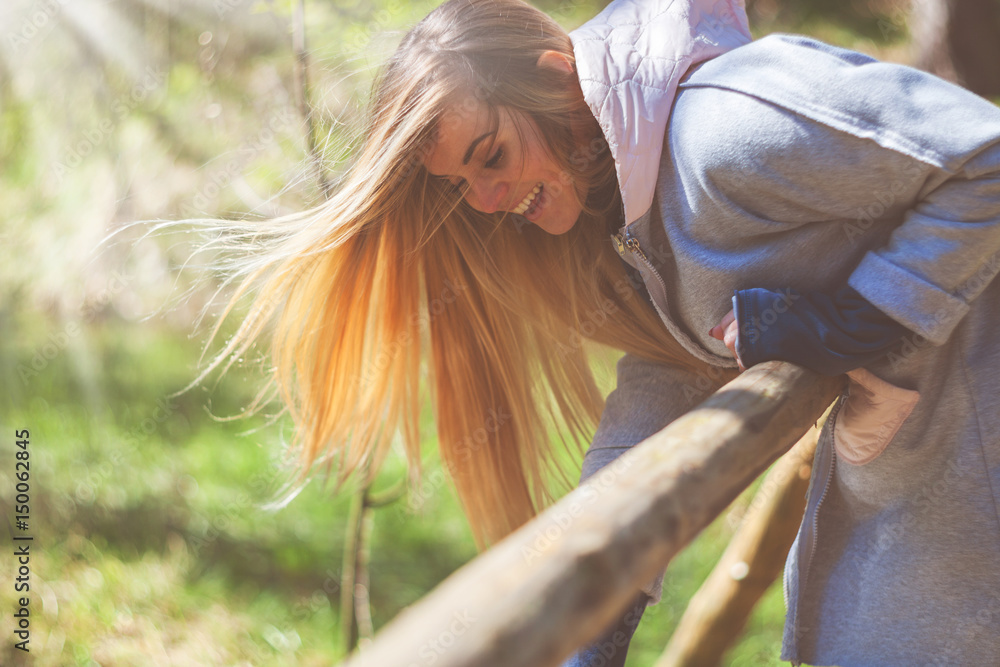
[423,95,584,235]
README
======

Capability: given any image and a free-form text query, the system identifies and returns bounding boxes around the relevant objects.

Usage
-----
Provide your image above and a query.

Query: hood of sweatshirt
[570,0,752,226]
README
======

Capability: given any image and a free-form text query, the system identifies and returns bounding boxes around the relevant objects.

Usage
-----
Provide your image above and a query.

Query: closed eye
[484,147,504,169]
[436,146,502,197]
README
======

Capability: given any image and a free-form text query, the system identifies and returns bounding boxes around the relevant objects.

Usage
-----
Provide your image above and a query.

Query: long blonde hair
[204,0,722,546]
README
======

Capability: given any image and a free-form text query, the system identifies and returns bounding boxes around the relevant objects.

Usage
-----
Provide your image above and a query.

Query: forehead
[423,95,497,177]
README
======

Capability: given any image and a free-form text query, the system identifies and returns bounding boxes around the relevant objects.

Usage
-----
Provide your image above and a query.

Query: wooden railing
[339,361,846,667]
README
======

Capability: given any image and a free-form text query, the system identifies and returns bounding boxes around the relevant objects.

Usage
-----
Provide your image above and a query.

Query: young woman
[204,0,1000,664]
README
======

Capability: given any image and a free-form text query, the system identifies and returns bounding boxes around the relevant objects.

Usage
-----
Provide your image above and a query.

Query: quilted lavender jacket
[568,1,1000,665]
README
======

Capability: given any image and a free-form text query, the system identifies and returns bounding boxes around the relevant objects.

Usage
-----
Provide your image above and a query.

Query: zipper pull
[612,233,626,257]
[624,230,648,263]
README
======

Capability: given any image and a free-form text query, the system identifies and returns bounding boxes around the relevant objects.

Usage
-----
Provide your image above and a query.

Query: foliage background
[0,0,948,665]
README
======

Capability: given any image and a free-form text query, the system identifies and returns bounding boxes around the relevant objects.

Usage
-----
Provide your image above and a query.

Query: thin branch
[291,0,332,199]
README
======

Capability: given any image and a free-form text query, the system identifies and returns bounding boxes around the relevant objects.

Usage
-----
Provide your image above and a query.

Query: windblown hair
[205,0,723,546]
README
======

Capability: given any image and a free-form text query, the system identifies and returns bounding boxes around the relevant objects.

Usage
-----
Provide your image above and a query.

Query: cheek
[519,136,550,176]
[511,143,534,180]
[517,135,564,190]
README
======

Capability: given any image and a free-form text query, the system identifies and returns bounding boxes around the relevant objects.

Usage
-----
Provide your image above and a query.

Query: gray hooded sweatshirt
[570,1,1000,665]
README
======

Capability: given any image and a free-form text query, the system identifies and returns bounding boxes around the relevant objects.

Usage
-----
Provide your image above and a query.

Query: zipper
[785,391,847,659]
[624,233,648,263]
[618,228,673,335]
[782,527,794,611]
[614,226,735,368]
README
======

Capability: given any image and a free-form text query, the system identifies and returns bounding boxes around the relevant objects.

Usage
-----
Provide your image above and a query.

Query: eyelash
[485,147,504,169]
[450,147,504,195]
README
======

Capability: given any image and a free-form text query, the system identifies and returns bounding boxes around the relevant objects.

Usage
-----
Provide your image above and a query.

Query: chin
[538,220,575,235]
[535,211,581,235]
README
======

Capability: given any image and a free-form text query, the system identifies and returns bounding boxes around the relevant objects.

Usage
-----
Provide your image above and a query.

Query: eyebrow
[463,131,497,165]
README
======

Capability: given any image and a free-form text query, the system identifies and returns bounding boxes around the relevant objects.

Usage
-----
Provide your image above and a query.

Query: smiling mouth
[511,183,543,216]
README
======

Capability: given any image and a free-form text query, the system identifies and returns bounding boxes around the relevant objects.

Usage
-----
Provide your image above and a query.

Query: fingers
[723,320,746,371]
[723,319,738,352]
[709,309,745,371]
[708,309,736,340]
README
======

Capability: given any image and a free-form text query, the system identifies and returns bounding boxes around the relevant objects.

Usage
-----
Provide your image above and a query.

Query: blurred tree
[911,0,1000,97]
[0,57,29,179]
[746,0,914,45]
[745,0,1000,97]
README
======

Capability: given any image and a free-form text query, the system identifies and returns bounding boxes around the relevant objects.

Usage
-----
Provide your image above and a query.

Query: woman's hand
[709,309,745,371]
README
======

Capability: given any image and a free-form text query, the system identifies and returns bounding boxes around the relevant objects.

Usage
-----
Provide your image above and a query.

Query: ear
[536,50,574,75]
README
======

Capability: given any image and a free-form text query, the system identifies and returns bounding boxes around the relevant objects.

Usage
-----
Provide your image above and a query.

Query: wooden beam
[656,419,825,667]
[338,361,845,667]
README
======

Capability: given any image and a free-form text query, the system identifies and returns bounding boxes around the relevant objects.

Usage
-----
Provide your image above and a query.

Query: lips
[511,183,542,216]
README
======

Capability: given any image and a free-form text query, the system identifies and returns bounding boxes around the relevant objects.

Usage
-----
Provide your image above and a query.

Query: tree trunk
[911,0,1000,98]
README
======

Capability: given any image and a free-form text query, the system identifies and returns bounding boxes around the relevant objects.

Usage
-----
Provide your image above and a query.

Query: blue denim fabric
[559,591,649,667]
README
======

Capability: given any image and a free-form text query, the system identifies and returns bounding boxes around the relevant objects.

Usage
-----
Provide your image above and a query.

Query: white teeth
[512,184,543,215]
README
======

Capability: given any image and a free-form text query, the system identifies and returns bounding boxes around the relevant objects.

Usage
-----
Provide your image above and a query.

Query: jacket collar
[570,0,752,226]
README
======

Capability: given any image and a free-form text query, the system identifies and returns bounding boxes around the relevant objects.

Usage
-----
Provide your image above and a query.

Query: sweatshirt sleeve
[845,137,1000,345]
[681,35,1000,348]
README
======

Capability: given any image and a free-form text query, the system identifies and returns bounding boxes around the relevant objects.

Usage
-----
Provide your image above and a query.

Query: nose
[467,177,508,214]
